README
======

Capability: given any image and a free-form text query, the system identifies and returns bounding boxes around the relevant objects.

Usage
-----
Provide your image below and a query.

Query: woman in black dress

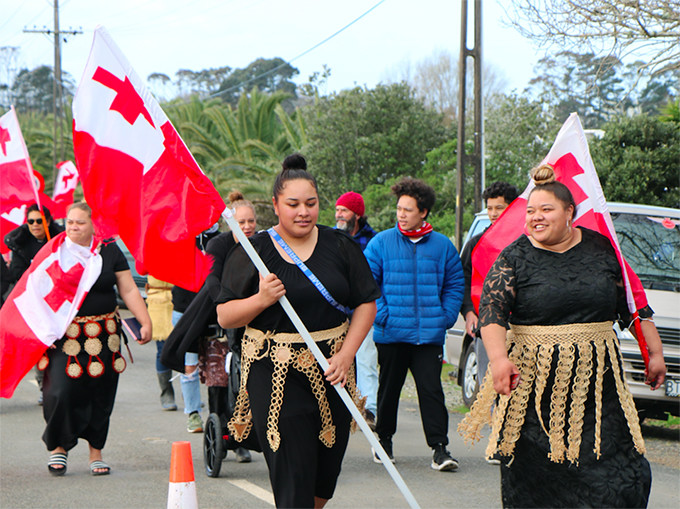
[216,154,379,508]
[42,202,152,476]
[459,165,666,508]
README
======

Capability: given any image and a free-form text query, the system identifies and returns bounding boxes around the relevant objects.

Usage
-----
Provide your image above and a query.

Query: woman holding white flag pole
[216,154,381,508]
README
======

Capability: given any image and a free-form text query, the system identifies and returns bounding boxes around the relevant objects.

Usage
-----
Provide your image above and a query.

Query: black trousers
[375,343,448,447]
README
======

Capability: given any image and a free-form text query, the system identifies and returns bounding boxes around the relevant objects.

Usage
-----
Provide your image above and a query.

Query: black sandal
[89,460,111,476]
[48,452,68,476]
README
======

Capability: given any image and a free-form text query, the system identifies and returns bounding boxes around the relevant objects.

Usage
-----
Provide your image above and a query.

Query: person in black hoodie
[4,203,64,402]
[171,225,220,433]
[5,204,64,284]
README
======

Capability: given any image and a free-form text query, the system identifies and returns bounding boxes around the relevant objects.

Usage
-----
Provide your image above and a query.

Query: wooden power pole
[455,0,483,249]
[23,0,81,189]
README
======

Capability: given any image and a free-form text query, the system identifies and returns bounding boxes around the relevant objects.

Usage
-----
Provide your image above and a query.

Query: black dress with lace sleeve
[477,227,652,508]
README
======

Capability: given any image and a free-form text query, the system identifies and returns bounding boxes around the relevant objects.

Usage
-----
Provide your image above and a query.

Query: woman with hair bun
[216,154,380,508]
[460,164,666,508]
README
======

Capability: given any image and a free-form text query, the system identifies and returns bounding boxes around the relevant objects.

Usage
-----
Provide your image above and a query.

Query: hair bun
[228,190,244,204]
[531,164,556,185]
[282,153,307,171]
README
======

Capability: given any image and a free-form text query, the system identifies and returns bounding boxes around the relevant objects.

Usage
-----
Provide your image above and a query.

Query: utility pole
[455,0,483,249]
[24,0,81,189]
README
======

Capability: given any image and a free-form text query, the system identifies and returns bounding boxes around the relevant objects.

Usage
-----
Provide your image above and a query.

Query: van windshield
[611,212,680,292]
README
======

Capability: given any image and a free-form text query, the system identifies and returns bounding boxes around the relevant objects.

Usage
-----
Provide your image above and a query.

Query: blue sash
[268,227,350,316]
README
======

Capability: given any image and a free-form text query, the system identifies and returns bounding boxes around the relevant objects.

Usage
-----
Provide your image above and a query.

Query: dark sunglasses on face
[27,218,43,225]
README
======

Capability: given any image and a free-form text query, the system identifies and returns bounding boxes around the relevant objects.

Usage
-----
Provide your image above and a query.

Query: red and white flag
[471,113,648,341]
[0,232,102,398]
[0,107,44,253]
[72,26,225,291]
[52,160,79,218]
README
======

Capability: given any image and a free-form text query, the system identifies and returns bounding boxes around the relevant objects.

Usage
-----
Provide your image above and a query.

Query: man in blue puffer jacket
[364,177,464,472]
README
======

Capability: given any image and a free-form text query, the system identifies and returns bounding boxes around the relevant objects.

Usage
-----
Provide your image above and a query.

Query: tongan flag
[0,232,102,398]
[52,160,79,218]
[72,26,225,291]
[0,107,42,253]
[471,113,648,328]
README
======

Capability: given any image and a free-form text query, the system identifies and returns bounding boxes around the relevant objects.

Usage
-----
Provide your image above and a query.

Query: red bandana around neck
[398,221,433,238]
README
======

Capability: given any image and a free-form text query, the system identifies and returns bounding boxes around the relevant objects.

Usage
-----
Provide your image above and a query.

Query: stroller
[202,326,261,478]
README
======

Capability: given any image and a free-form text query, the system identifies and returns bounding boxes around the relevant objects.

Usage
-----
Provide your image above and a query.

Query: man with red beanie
[335,191,378,429]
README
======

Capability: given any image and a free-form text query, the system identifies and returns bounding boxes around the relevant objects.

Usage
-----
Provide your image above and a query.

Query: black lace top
[479,227,651,328]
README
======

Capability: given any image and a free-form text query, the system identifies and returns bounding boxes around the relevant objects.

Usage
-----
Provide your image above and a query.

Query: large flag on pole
[0,232,102,398]
[470,113,649,356]
[0,107,45,253]
[72,26,225,291]
[52,160,79,218]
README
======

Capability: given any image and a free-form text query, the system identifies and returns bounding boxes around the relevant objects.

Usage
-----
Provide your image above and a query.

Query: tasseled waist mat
[458,321,645,464]
[228,321,363,452]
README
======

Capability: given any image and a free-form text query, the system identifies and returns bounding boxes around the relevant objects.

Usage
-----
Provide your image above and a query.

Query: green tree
[302,83,449,213]
[590,115,680,207]
[528,51,625,127]
[484,93,560,189]
[217,58,299,107]
[11,66,75,114]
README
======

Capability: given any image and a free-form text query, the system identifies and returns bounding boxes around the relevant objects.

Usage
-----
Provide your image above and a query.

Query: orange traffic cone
[167,441,198,509]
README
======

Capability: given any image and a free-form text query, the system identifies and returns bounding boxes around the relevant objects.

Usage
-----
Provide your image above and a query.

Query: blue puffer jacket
[364,226,464,346]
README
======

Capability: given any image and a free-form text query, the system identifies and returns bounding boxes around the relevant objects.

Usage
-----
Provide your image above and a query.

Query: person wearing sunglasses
[4,203,63,284]
[4,203,64,403]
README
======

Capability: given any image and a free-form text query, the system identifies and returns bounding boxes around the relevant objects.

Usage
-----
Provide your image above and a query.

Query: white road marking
[227,478,275,506]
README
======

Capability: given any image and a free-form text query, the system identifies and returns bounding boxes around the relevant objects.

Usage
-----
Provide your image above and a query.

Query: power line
[208,0,386,101]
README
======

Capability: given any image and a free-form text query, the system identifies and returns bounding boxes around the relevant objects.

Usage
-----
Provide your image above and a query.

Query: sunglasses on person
[27,218,43,225]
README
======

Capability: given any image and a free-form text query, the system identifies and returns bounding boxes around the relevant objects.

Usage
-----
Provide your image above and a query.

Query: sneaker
[431,444,458,471]
[235,447,252,463]
[372,437,395,464]
[486,452,502,465]
[363,409,376,431]
[186,412,203,433]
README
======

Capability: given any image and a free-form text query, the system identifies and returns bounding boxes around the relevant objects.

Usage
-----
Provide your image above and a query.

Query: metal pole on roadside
[221,207,421,509]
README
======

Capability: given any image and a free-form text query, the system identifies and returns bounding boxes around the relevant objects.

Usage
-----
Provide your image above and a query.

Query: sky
[0,0,542,96]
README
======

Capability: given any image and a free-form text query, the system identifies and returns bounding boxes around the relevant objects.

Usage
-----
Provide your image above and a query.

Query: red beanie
[336,191,365,217]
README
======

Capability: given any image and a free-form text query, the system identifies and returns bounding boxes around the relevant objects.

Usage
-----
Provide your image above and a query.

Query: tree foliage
[303,83,449,214]
[528,52,679,126]
[506,0,680,76]
[11,65,75,114]
[484,93,561,188]
[216,58,299,107]
[590,114,680,208]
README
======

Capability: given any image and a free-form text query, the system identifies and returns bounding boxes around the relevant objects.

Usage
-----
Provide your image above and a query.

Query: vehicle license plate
[665,379,680,397]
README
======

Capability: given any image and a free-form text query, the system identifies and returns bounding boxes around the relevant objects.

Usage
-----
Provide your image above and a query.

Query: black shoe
[431,443,458,471]
[363,409,376,431]
[372,437,395,464]
[486,452,502,465]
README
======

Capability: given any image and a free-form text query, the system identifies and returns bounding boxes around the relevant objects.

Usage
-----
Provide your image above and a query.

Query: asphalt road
[1,336,678,509]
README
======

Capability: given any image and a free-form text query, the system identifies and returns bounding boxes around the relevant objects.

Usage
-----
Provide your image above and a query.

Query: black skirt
[42,313,124,451]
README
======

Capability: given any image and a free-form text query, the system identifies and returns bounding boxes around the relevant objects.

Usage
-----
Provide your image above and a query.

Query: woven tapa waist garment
[228,321,364,452]
[458,321,645,464]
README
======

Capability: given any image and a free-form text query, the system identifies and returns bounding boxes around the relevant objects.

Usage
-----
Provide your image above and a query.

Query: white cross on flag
[72,26,226,291]
[52,160,80,218]
[0,107,49,253]
[0,232,102,398]
[470,113,650,360]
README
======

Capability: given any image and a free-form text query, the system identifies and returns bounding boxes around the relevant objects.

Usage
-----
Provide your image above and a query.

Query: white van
[447,202,680,420]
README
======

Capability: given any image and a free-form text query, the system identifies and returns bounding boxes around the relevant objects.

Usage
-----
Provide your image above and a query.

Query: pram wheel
[203,413,226,477]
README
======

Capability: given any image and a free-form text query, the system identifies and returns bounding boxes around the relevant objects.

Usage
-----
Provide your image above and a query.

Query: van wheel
[461,341,480,407]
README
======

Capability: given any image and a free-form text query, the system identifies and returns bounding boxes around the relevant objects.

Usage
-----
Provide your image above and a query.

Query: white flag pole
[221,208,420,509]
